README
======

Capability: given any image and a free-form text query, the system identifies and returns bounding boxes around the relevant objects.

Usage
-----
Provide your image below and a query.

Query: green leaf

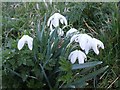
[59,57,72,71]
[52,37,70,58]
[43,39,52,67]
[5,67,21,78]
[65,66,109,88]
[72,61,103,70]
[41,13,47,40]
[51,37,59,53]
[36,20,41,43]
[60,38,70,56]
[21,72,28,82]
[33,37,38,61]
[49,28,58,41]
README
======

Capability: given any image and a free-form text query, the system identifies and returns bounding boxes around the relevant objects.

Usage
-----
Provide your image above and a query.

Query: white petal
[68,50,77,60]
[78,36,87,50]
[18,35,33,50]
[59,14,67,26]
[47,13,67,30]
[79,34,92,50]
[79,50,87,59]
[70,34,79,43]
[26,36,33,50]
[57,28,64,36]
[66,28,78,37]
[84,44,91,55]
[17,35,26,50]
[51,13,61,27]
[78,54,84,64]
[91,38,104,55]
[60,19,64,24]
[93,38,104,49]
[52,17,59,27]
[78,50,86,64]
[92,44,99,55]
[70,53,77,64]
[68,50,78,64]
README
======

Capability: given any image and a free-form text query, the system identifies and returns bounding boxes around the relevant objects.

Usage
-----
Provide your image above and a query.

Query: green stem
[39,63,52,89]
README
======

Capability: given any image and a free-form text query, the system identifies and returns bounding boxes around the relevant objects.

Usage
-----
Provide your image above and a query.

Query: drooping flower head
[50,28,64,36]
[66,28,79,37]
[68,50,87,64]
[47,13,67,30]
[70,34,104,55]
[87,38,104,55]
[17,35,33,50]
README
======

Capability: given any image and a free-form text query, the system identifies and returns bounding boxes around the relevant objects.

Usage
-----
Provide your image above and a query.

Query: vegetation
[2,2,120,89]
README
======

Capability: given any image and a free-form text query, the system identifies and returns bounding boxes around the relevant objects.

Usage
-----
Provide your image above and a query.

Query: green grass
[2,2,120,89]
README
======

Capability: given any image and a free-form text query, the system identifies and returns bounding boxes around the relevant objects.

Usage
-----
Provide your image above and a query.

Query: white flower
[70,34,104,55]
[68,50,87,64]
[47,13,67,30]
[84,38,104,55]
[50,28,64,36]
[70,34,80,43]
[57,28,64,36]
[77,34,93,51]
[17,35,33,50]
[66,28,79,37]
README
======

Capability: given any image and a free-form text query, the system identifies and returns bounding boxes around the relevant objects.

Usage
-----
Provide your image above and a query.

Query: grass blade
[65,66,109,88]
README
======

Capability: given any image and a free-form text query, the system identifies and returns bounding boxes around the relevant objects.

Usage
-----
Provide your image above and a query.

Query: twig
[27,75,38,80]
[83,19,98,35]
[59,81,66,88]
[107,75,120,89]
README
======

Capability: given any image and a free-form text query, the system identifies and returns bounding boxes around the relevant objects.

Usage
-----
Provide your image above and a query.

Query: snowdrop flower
[70,34,104,55]
[84,38,104,55]
[57,28,64,36]
[17,35,33,50]
[50,28,64,36]
[70,34,80,43]
[68,50,87,64]
[47,13,67,30]
[66,28,79,37]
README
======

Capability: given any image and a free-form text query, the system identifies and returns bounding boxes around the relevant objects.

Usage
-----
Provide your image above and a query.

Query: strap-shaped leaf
[43,39,52,67]
[60,38,70,56]
[49,28,58,41]
[36,20,41,43]
[65,66,109,88]
[40,13,47,41]
[33,37,38,61]
[72,61,103,70]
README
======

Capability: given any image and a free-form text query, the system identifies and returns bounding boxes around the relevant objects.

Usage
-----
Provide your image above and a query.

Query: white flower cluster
[47,13,104,64]
[17,13,104,65]
[68,32,104,64]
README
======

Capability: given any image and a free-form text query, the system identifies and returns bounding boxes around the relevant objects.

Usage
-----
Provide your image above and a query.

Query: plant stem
[39,63,52,89]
